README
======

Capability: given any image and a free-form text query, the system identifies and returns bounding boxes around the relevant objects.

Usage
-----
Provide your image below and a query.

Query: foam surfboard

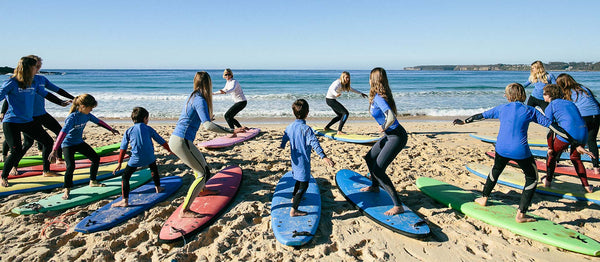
[198,128,260,149]
[11,167,152,215]
[335,169,430,238]
[158,165,242,243]
[4,154,125,180]
[485,151,600,180]
[0,163,123,197]
[530,149,592,162]
[271,171,320,246]
[0,142,121,169]
[416,176,600,256]
[74,176,182,233]
[469,134,549,147]
[313,127,382,144]
[466,163,600,204]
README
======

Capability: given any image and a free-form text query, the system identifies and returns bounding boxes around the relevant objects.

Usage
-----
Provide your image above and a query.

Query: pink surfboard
[198,128,260,149]
[486,151,600,180]
[158,165,243,243]
[4,154,126,180]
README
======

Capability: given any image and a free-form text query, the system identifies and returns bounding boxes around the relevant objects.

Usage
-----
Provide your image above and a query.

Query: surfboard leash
[39,209,82,239]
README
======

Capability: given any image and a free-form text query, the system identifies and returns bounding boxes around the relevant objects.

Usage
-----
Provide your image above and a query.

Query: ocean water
[2,69,600,119]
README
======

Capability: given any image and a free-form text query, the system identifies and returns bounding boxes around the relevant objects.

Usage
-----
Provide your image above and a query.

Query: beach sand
[0,117,599,261]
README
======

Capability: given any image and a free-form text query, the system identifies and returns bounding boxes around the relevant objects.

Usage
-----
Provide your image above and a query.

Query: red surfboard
[159,165,242,243]
[3,154,126,180]
[486,151,600,180]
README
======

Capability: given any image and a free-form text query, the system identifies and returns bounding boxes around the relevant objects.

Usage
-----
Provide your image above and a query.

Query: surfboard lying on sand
[271,171,320,246]
[11,167,152,215]
[4,154,125,180]
[335,169,430,238]
[74,176,182,233]
[531,149,593,162]
[158,165,242,243]
[469,134,549,147]
[416,176,600,256]
[466,163,600,204]
[486,151,600,180]
[198,128,260,149]
[313,127,382,144]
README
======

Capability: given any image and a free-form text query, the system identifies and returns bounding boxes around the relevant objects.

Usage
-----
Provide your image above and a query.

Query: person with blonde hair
[454,83,592,222]
[523,60,556,111]
[213,69,248,131]
[324,71,367,135]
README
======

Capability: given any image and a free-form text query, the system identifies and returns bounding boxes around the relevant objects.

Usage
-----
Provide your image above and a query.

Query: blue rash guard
[172,94,211,141]
[60,111,101,147]
[482,102,552,159]
[0,78,49,123]
[370,94,400,131]
[544,99,588,144]
[280,119,326,182]
[32,75,61,117]
[523,73,557,100]
[570,86,600,117]
[120,123,166,167]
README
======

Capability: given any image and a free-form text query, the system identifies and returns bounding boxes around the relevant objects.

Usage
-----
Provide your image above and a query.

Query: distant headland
[405,62,600,71]
[0,66,64,75]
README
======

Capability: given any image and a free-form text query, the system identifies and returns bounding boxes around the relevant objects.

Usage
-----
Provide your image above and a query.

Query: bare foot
[474,196,488,206]
[112,199,129,207]
[594,167,600,175]
[515,211,536,223]
[290,208,308,217]
[541,176,551,188]
[323,127,332,131]
[198,188,219,196]
[89,180,106,187]
[9,167,18,176]
[585,185,594,193]
[179,209,205,218]
[62,189,70,200]
[0,178,9,187]
[384,206,404,216]
[155,186,164,193]
[229,134,237,138]
[360,186,379,192]
[55,158,66,165]
[43,171,60,177]
[337,131,347,135]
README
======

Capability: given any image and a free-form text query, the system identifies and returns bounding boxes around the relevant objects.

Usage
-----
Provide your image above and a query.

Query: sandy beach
[0,117,599,261]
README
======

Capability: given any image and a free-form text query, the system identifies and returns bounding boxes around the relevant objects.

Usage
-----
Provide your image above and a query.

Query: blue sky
[1,0,599,69]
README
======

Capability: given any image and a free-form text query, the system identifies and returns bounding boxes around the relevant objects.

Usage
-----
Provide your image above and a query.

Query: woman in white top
[324,71,367,135]
[214,69,248,129]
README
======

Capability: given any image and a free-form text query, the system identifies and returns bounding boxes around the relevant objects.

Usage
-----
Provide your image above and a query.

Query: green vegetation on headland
[405,62,600,71]
[1,66,63,75]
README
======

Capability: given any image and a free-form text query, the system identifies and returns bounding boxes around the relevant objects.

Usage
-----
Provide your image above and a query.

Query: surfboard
[73,176,182,233]
[466,163,600,204]
[485,151,600,180]
[313,127,382,144]
[11,167,152,215]
[198,128,260,149]
[469,134,548,147]
[530,149,593,162]
[335,169,430,238]
[416,176,600,256]
[158,165,242,243]
[0,142,121,169]
[271,171,320,246]
[0,163,122,197]
[4,154,125,180]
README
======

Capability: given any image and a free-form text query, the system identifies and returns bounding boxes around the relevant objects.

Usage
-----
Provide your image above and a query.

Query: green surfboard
[416,176,600,256]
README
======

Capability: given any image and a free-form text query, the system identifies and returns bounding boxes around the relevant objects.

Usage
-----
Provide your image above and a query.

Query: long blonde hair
[188,71,213,117]
[340,71,351,92]
[528,61,550,84]
[70,94,97,113]
[11,56,37,89]
[369,67,397,115]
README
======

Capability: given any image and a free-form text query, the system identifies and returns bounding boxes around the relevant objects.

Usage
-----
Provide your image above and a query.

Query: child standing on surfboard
[112,107,175,207]
[49,94,120,200]
[280,99,334,217]
[453,83,592,223]
[542,84,594,193]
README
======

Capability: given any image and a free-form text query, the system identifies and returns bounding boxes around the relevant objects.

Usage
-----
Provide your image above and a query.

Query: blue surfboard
[335,169,430,238]
[271,171,320,246]
[74,176,183,233]
[531,149,592,162]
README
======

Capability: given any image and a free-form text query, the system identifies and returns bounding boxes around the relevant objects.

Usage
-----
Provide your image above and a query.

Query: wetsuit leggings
[526,96,549,112]
[2,113,63,159]
[583,114,600,168]
[546,137,589,188]
[120,162,161,199]
[364,127,407,207]
[63,142,100,188]
[168,135,212,211]
[2,121,53,179]
[292,180,309,210]
[325,98,349,132]
[224,101,247,129]
[483,154,538,213]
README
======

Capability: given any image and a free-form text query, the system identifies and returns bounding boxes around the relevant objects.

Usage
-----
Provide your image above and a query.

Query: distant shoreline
[404,62,600,71]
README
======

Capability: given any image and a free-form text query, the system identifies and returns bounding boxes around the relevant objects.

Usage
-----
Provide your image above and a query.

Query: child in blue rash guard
[454,83,592,223]
[324,71,368,135]
[0,57,68,187]
[542,84,594,193]
[280,99,335,217]
[523,60,556,111]
[49,94,120,200]
[169,71,246,218]
[360,67,406,216]
[112,107,174,207]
